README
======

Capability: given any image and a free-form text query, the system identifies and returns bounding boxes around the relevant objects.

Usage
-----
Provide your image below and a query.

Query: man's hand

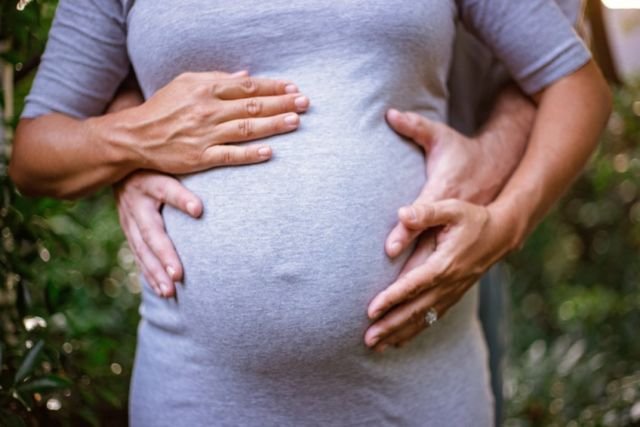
[364,87,536,352]
[114,171,201,297]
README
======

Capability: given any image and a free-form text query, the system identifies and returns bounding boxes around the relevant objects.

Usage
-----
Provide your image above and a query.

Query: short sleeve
[21,0,130,119]
[456,0,591,95]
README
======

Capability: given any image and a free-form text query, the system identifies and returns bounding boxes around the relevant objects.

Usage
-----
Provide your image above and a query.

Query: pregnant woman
[10,1,610,425]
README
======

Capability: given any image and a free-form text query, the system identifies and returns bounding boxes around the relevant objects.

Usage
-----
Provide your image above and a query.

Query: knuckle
[209,82,223,98]
[237,119,255,138]
[191,103,210,120]
[405,283,422,300]
[139,224,153,243]
[240,77,258,95]
[408,308,424,326]
[176,72,193,82]
[420,204,434,223]
[245,98,263,117]
[222,150,235,165]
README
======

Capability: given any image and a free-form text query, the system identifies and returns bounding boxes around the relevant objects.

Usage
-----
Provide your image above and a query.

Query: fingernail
[166,266,176,280]
[389,241,401,255]
[258,146,272,158]
[370,336,380,347]
[294,95,309,111]
[160,282,171,295]
[186,202,198,217]
[399,206,416,221]
[231,70,249,77]
[284,84,298,94]
[284,113,299,126]
[388,108,400,119]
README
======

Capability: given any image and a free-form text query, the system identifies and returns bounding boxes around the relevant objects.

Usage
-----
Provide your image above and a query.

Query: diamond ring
[424,307,438,327]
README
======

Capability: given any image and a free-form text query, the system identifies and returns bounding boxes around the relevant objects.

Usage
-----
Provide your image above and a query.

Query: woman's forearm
[9,72,308,200]
[490,60,612,249]
[10,112,140,199]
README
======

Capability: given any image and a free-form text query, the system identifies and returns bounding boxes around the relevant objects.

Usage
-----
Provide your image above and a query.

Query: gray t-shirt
[448,0,584,134]
[22,2,589,426]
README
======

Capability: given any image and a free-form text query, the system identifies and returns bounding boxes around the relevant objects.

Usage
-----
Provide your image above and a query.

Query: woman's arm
[366,59,611,325]
[496,60,610,245]
[10,72,308,199]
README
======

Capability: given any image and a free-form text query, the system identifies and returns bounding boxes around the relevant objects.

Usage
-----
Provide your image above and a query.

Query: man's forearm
[472,84,536,204]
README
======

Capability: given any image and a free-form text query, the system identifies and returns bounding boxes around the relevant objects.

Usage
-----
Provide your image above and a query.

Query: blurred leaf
[15,281,32,318]
[0,410,27,427]
[10,389,33,412]
[13,340,44,385]
[16,375,71,394]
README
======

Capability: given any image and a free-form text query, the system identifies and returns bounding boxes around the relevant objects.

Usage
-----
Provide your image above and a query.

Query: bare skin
[9,70,309,199]
[112,82,534,310]
[365,60,611,351]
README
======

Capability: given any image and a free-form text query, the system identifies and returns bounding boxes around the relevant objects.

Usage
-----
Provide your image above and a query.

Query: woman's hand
[365,199,517,351]
[105,71,310,174]
[10,71,310,199]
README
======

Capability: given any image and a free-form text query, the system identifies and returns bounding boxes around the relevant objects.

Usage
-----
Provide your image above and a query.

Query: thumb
[398,199,462,231]
[386,109,442,153]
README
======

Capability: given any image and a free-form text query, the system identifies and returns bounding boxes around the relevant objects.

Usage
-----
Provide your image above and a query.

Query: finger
[397,232,437,277]
[367,252,450,320]
[216,94,310,122]
[365,286,445,348]
[214,77,298,99]
[371,287,458,351]
[385,186,440,258]
[125,210,176,297]
[140,174,203,219]
[130,196,186,284]
[202,143,278,170]
[385,222,422,258]
[398,200,463,231]
[386,109,442,152]
[212,113,299,144]
[119,209,164,296]
[387,289,465,349]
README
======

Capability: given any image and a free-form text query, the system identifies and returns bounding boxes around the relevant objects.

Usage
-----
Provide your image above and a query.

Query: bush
[505,80,640,426]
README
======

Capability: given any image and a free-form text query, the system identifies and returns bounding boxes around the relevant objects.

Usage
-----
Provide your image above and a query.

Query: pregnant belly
[159,128,425,371]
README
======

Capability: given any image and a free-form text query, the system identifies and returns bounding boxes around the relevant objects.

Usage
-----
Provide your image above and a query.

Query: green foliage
[1,2,139,426]
[505,80,640,426]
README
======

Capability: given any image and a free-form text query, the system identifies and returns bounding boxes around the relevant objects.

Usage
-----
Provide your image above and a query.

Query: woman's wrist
[83,108,148,175]
[487,195,533,254]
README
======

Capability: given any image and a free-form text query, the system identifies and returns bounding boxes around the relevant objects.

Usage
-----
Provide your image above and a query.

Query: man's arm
[366,61,610,351]
[364,0,587,351]
[364,84,536,350]
[384,84,535,256]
